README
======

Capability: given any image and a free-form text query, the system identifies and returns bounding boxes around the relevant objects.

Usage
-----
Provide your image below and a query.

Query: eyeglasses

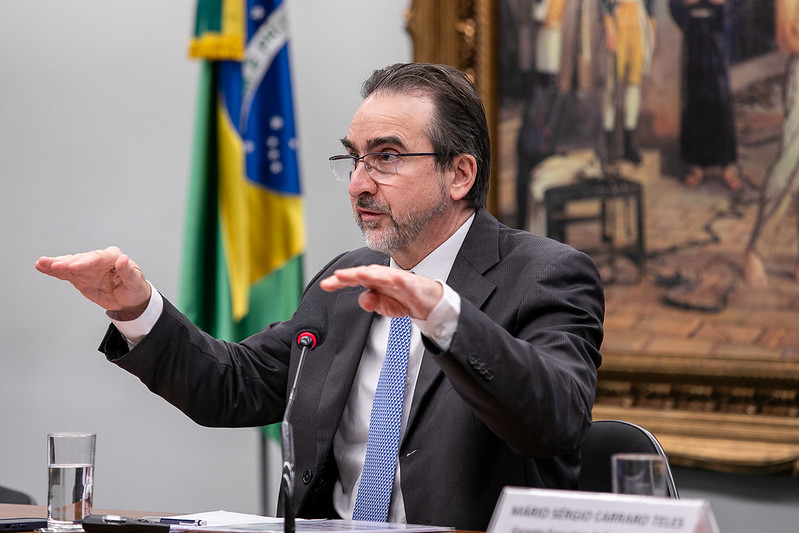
[328,152,438,182]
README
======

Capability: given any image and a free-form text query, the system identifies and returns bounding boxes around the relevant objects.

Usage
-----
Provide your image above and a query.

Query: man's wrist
[107,281,163,346]
[413,281,460,351]
[108,302,149,322]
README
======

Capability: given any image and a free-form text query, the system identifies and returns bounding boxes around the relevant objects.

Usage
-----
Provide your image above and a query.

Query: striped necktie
[352,315,412,522]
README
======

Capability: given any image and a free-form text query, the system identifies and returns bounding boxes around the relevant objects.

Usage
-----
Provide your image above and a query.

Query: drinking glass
[611,453,667,497]
[47,433,96,531]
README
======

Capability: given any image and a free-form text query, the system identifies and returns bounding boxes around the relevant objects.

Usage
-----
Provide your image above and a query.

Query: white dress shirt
[331,214,473,523]
[110,213,475,523]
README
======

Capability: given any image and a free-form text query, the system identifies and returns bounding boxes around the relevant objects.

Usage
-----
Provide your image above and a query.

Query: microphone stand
[280,420,296,533]
[280,334,314,533]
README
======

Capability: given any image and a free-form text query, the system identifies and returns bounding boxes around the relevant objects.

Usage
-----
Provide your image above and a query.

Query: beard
[354,180,449,255]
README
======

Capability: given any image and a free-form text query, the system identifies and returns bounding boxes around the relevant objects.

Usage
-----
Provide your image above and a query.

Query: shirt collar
[389,212,476,280]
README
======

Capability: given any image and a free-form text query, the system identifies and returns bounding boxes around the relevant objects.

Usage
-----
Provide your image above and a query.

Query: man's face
[343,92,452,259]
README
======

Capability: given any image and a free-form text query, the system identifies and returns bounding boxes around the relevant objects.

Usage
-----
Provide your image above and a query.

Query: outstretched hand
[320,265,443,319]
[34,246,151,320]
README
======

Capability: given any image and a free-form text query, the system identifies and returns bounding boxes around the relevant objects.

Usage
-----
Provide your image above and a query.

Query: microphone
[281,298,328,533]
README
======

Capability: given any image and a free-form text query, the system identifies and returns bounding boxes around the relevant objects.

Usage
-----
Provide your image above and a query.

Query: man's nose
[348,161,378,196]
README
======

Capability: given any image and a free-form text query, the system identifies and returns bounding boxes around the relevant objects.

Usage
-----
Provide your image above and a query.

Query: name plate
[487,487,720,533]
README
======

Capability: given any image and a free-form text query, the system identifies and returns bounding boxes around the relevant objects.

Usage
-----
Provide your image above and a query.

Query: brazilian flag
[181,0,304,344]
[180,0,304,463]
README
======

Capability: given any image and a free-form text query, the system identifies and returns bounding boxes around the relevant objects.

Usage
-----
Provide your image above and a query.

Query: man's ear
[449,154,477,201]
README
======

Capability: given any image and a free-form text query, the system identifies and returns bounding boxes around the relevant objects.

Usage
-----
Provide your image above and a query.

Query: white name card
[487,487,720,533]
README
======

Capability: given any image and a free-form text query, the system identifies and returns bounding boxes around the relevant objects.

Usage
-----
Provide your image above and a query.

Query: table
[0,505,479,533]
[0,505,163,523]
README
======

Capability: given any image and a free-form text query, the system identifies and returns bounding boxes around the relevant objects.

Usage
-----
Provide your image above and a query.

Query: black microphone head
[294,298,328,349]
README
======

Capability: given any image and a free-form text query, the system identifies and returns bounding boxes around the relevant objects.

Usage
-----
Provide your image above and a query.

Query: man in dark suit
[35,63,604,531]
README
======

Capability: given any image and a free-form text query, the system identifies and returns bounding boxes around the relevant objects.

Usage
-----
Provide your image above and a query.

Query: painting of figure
[669,0,742,191]
[743,0,799,287]
[497,0,799,364]
[598,0,656,165]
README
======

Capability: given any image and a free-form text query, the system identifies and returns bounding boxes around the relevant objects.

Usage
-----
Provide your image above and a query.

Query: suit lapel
[317,290,372,462]
[312,266,385,463]
[406,209,501,431]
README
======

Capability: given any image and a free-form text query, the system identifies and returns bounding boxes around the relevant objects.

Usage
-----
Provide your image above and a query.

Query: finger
[51,248,106,272]
[36,252,80,270]
[320,265,393,291]
[323,266,418,306]
[34,256,57,275]
[114,254,146,288]
[35,254,84,280]
[319,273,348,292]
[358,289,378,312]
[347,265,408,290]
[357,290,408,317]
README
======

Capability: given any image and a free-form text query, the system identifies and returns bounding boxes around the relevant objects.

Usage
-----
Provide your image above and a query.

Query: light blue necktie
[352,315,412,522]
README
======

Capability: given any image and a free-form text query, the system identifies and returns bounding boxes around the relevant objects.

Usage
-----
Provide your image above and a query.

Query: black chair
[579,419,679,498]
[0,484,36,504]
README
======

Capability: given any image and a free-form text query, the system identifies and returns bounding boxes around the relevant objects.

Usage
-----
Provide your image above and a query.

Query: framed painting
[406,0,799,473]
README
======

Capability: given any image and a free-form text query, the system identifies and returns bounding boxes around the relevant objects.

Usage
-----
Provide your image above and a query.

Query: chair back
[0,484,35,504]
[579,419,679,498]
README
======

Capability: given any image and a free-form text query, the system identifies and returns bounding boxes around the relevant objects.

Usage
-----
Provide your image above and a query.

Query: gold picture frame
[406,0,799,474]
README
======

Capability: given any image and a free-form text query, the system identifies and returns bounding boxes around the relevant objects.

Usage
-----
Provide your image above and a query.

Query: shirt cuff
[412,280,460,351]
[106,280,163,347]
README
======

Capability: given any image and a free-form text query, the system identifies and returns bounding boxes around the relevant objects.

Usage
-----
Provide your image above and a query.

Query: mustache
[355,195,390,215]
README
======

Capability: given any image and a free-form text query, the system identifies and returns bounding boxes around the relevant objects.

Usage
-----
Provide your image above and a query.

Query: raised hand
[319,264,443,320]
[35,246,152,320]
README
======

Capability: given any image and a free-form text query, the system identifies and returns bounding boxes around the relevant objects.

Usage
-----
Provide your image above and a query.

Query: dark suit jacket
[100,208,604,531]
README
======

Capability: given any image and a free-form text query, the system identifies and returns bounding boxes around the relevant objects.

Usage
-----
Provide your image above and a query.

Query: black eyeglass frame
[328,152,440,182]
